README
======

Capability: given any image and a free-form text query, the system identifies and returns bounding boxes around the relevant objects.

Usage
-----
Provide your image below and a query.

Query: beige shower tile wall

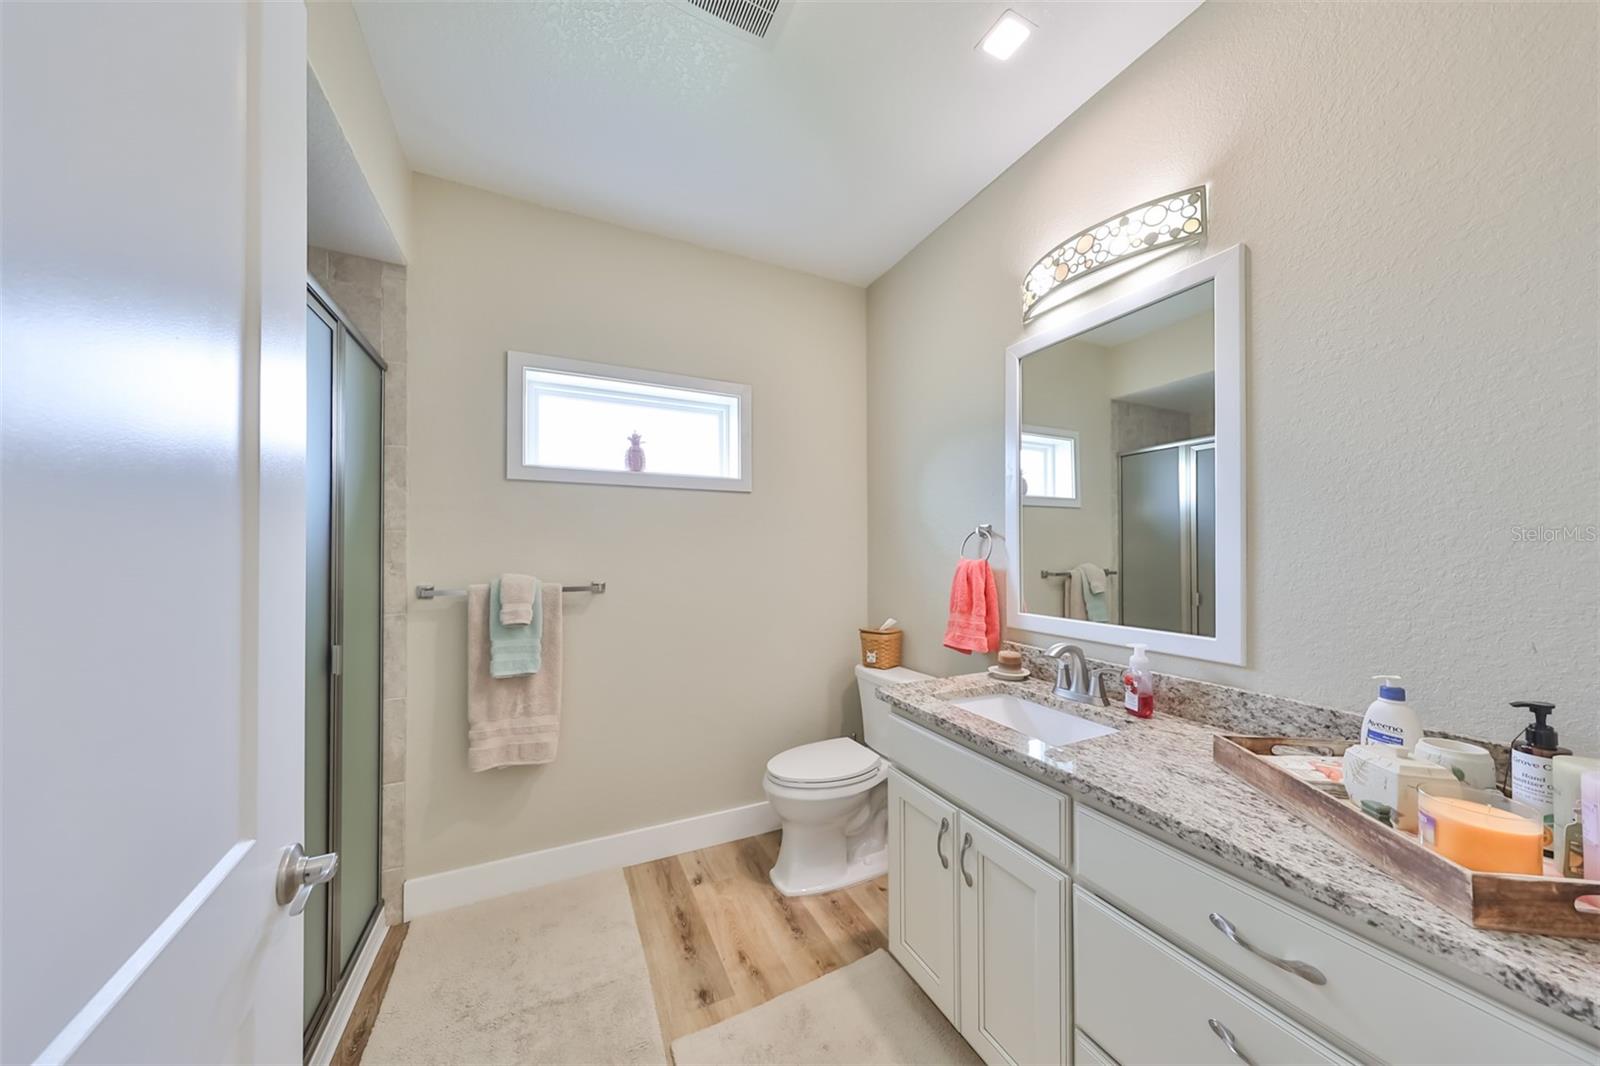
[865,3,1599,751]
[309,246,409,922]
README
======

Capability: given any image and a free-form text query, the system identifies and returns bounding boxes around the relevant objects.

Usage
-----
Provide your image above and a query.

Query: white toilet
[763,663,931,896]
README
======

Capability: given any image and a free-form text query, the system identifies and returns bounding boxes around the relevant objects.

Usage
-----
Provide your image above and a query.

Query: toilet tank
[856,663,932,754]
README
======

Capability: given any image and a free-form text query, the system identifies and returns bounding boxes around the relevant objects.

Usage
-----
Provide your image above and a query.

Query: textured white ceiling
[352,0,1200,285]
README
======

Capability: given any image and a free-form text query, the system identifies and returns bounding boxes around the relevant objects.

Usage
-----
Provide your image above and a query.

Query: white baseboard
[403,800,780,920]
[306,909,389,1066]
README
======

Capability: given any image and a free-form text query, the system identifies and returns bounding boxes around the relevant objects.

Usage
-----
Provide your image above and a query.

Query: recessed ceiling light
[978,10,1034,61]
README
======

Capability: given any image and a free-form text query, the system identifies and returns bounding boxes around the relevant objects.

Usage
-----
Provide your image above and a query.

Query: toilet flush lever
[936,817,950,869]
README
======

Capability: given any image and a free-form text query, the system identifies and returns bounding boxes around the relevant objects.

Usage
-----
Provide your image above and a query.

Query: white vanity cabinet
[888,767,1068,1066]
[887,768,959,1020]
[1073,807,1597,1066]
[880,709,1600,1066]
[1074,887,1348,1065]
[957,814,1068,1066]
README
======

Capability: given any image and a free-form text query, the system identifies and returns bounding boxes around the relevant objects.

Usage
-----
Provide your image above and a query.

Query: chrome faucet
[1044,642,1110,706]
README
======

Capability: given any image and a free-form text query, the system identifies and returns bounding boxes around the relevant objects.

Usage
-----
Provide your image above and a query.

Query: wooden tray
[1213,734,1600,939]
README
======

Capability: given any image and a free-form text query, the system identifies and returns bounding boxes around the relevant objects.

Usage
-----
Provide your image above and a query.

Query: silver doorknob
[277,843,339,916]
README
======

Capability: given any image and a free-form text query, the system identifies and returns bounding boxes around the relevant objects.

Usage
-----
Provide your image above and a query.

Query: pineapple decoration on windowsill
[624,431,646,473]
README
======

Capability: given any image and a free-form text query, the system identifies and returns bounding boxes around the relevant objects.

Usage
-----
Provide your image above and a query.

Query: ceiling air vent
[683,0,781,39]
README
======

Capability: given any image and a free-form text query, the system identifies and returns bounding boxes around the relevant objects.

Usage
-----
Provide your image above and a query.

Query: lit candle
[1417,788,1543,875]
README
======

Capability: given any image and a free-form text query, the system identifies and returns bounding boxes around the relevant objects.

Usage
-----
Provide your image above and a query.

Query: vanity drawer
[1075,886,1349,1065]
[1074,1029,1118,1066]
[1074,807,1593,1065]
[880,708,1068,865]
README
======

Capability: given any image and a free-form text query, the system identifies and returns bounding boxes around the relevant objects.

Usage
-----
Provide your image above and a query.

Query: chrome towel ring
[960,523,994,561]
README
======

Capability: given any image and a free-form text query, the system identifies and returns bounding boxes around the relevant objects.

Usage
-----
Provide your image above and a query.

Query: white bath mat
[361,869,667,1065]
[670,949,980,1065]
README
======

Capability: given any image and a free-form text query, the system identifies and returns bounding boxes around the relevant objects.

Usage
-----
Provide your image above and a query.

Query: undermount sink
[951,694,1116,747]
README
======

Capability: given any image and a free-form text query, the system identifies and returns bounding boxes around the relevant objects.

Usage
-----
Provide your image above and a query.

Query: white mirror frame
[1003,243,1246,665]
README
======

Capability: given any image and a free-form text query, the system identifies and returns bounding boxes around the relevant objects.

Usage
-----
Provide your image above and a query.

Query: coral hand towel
[943,559,1000,654]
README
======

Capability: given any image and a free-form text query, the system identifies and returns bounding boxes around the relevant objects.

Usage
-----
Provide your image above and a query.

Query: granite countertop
[878,670,1600,1036]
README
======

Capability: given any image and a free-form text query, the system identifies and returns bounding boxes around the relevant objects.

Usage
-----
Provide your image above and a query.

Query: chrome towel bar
[416,582,606,600]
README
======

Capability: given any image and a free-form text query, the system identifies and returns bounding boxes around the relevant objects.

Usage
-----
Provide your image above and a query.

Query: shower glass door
[1118,437,1216,636]
[305,285,384,1054]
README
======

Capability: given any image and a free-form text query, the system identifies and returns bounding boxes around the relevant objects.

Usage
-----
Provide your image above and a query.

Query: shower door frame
[1116,435,1215,636]
[304,280,387,1057]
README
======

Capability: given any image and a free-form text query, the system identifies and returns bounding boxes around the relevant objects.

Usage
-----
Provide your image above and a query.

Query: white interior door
[957,814,1068,1066]
[1,3,308,1062]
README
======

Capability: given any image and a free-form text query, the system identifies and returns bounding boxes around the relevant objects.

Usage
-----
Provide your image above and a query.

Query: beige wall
[308,0,412,260]
[405,175,868,877]
[1019,339,1113,617]
[867,2,1599,751]
[1107,311,1214,401]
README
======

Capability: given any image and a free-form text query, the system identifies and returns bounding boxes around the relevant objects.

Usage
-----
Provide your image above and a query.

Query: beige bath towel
[467,582,562,771]
[498,572,537,627]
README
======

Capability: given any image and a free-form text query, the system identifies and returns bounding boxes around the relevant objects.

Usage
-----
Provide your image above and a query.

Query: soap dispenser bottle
[1509,701,1570,853]
[1360,675,1421,750]
[1123,644,1154,719]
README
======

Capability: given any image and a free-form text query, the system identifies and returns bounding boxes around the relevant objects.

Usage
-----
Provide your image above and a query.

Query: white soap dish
[987,665,1031,682]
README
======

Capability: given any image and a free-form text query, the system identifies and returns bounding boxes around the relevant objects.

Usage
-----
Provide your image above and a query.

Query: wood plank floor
[332,921,409,1066]
[624,830,889,1048]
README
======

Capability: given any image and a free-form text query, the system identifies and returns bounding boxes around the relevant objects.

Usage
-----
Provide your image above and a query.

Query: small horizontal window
[1020,427,1079,507]
[506,352,751,491]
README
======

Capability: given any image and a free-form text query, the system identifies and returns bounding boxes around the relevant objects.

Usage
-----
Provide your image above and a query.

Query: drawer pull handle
[959,832,974,887]
[1207,1018,1257,1066]
[937,817,951,869]
[1209,912,1327,986]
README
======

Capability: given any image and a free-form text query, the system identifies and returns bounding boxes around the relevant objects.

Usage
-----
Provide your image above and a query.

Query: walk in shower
[304,283,385,1053]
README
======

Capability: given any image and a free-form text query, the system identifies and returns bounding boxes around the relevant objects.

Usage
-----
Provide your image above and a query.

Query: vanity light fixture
[1022,186,1208,321]
[979,10,1033,61]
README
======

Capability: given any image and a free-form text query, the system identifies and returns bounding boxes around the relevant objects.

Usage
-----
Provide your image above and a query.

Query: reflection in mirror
[1018,281,1215,636]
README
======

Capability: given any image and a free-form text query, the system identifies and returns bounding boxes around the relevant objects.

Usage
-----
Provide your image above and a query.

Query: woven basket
[859,628,903,670]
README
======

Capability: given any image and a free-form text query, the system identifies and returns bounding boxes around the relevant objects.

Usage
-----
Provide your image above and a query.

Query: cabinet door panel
[958,813,1068,1066]
[888,767,960,1022]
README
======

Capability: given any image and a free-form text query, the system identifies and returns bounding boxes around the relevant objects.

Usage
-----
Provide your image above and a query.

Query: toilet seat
[765,737,882,790]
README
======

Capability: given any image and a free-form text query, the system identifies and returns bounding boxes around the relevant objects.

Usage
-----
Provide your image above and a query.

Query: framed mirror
[1003,244,1245,664]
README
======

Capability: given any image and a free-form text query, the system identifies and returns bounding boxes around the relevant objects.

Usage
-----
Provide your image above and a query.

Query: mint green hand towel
[490,578,542,677]
[1074,564,1110,622]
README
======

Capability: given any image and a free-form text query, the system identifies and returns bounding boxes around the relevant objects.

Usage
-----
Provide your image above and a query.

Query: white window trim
[1020,425,1080,508]
[505,351,753,492]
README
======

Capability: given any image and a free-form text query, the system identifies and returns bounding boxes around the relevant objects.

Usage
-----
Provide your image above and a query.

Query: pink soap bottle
[1123,643,1155,719]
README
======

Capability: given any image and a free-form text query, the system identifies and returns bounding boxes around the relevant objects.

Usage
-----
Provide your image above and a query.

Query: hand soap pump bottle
[1123,644,1154,719]
[1360,675,1420,751]
[1509,701,1569,839]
